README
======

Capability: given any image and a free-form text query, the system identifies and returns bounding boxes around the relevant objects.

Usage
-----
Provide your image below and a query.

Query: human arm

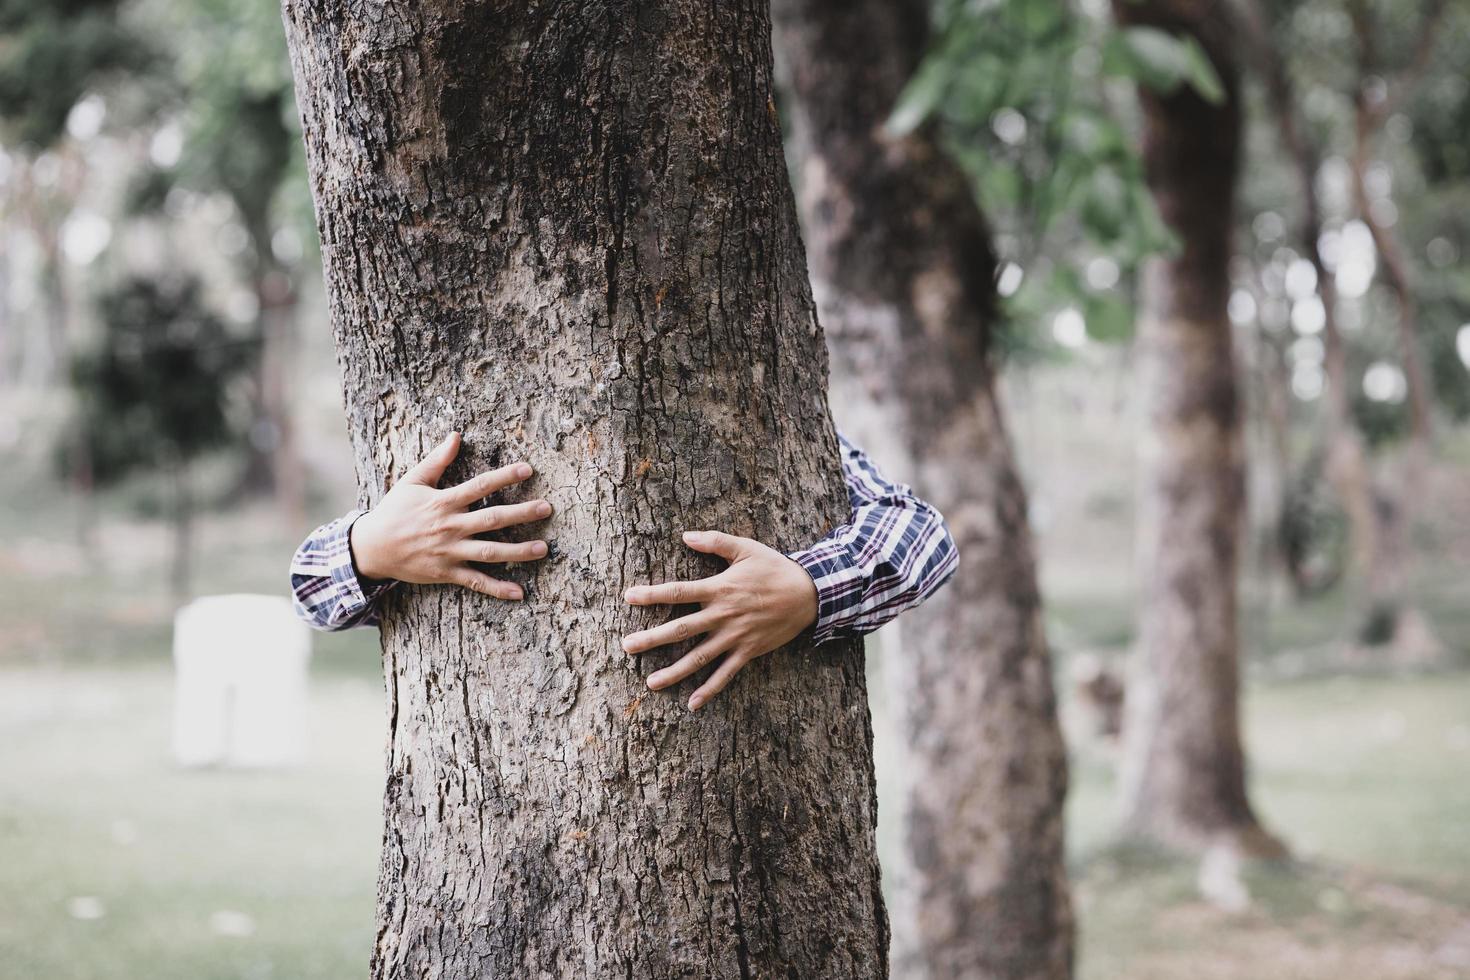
[786,431,959,643]
[287,432,554,632]
[621,431,958,708]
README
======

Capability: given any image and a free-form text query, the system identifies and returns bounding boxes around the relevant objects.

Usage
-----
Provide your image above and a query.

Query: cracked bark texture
[1111,0,1281,857]
[280,2,888,977]
[772,1,1073,977]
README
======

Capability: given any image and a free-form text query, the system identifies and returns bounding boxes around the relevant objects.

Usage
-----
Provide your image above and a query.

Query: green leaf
[1178,36,1226,105]
[1102,26,1226,104]
[886,56,949,136]
[1084,294,1135,343]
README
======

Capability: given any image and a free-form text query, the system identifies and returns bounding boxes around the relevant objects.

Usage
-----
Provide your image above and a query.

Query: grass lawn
[2,660,1466,979]
[0,666,383,980]
[1065,671,1470,980]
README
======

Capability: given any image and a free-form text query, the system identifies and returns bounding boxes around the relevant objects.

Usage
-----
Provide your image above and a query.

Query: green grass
[4,662,1465,979]
[1066,673,1470,896]
[0,666,383,980]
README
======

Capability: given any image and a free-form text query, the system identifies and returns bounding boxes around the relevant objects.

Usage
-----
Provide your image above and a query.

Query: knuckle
[481,509,502,531]
[670,583,686,603]
[674,620,690,640]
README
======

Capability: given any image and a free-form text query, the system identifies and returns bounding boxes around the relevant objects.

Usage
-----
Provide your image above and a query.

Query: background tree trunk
[282,2,889,977]
[1111,0,1283,857]
[1240,0,1379,583]
[772,2,1074,977]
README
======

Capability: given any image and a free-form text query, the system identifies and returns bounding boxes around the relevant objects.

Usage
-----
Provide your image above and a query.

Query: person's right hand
[348,432,552,601]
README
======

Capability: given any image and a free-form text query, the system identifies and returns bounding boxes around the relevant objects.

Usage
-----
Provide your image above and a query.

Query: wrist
[348,511,392,583]
[782,554,819,633]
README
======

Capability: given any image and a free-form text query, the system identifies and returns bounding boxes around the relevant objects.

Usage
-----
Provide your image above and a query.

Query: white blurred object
[1198,844,1251,912]
[67,896,106,921]
[210,910,258,938]
[172,594,311,768]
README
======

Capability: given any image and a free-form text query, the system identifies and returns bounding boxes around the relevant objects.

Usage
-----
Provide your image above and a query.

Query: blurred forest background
[0,0,1467,977]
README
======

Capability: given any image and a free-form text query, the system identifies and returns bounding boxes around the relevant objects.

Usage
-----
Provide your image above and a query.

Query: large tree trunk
[281,2,888,977]
[1112,0,1283,857]
[772,2,1073,977]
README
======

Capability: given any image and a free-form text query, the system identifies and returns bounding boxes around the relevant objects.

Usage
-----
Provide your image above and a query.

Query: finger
[623,578,716,606]
[621,610,720,655]
[454,499,553,533]
[646,634,733,692]
[403,432,461,487]
[688,651,752,711]
[450,538,549,565]
[449,567,524,601]
[682,529,751,562]
[445,461,534,507]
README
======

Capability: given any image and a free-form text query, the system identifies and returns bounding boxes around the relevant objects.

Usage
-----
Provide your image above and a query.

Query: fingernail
[621,636,635,653]
[508,588,523,600]
[531,541,548,557]
[516,463,533,478]
[688,694,704,711]
[682,530,700,542]
[535,501,552,517]
[647,673,662,689]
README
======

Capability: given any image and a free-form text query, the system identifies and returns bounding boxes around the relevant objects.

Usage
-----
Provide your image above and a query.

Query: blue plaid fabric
[290,432,957,640]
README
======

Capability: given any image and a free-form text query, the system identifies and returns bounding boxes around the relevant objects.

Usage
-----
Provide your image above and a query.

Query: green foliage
[1101,27,1225,105]
[1350,387,1408,447]
[70,275,255,485]
[146,0,308,250]
[888,0,1196,356]
[0,0,152,147]
[1278,456,1349,597]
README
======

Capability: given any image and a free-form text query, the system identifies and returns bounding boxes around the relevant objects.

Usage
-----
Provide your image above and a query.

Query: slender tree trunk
[1112,0,1283,857]
[1241,0,1378,579]
[35,193,98,549]
[772,2,1073,977]
[1346,0,1445,457]
[282,3,888,977]
[0,226,12,388]
[169,460,192,602]
[236,232,307,526]
[1350,107,1433,452]
[257,250,306,528]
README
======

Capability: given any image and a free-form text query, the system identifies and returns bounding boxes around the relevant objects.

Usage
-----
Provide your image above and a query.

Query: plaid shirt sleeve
[788,431,959,644]
[288,510,394,631]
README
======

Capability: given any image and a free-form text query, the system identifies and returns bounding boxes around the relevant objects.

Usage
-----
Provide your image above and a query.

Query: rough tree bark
[1111,0,1283,857]
[281,2,888,977]
[772,2,1073,977]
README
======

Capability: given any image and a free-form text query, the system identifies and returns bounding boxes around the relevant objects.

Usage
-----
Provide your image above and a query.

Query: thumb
[682,529,750,562]
[404,432,461,487]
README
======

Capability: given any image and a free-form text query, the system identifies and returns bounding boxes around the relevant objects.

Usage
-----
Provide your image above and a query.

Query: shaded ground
[1075,855,1470,980]
[1063,674,1470,980]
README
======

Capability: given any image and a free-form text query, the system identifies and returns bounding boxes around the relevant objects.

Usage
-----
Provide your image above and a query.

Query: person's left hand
[622,530,819,711]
